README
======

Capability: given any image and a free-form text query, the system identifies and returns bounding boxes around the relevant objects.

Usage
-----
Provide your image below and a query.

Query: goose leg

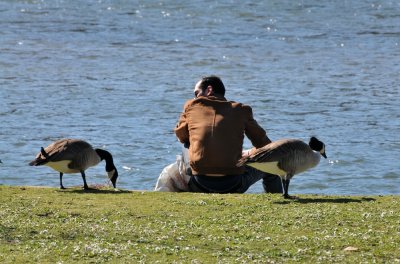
[59,172,66,189]
[80,170,89,190]
[282,178,290,198]
[282,175,298,199]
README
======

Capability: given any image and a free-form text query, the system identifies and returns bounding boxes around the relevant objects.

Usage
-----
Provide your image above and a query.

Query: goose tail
[29,147,49,166]
[29,158,47,166]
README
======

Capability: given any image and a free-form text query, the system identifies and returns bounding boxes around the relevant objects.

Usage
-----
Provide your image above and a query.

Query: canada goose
[237,137,327,199]
[29,139,118,190]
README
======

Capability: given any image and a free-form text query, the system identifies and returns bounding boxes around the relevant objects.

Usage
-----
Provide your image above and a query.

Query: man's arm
[243,105,272,148]
[174,100,192,144]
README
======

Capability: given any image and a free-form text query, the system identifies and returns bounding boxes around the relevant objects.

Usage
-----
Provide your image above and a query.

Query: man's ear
[206,85,213,96]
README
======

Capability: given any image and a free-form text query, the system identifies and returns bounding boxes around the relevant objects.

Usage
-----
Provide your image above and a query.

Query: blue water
[0,0,399,195]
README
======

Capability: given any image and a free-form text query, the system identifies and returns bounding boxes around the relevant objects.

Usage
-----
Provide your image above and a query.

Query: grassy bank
[0,186,399,263]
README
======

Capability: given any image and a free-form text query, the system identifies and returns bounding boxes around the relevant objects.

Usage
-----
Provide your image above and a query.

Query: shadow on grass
[274,197,376,204]
[56,187,132,194]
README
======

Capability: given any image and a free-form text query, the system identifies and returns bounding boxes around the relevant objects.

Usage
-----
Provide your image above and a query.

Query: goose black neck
[95,149,115,172]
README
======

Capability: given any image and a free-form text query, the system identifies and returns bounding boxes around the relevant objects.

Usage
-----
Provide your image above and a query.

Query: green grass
[0,185,399,263]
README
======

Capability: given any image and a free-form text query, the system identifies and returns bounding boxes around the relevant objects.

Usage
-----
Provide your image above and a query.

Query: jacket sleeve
[243,105,271,148]
[174,100,191,144]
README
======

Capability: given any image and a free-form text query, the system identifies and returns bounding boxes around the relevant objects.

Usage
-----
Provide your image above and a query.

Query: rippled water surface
[1,0,399,195]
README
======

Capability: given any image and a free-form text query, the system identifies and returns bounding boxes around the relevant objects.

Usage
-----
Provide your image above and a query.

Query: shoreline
[1,184,398,197]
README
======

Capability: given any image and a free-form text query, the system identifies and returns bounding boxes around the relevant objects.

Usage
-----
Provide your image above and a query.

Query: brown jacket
[174,95,270,175]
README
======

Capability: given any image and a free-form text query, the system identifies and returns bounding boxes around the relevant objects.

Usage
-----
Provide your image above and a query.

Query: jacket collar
[197,94,227,101]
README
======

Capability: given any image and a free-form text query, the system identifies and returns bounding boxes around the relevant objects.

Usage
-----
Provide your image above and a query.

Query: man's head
[194,75,226,98]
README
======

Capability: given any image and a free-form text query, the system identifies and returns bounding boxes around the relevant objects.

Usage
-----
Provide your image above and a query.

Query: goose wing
[30,139,92,165]
[237,139,307,166]
[45,139,90,161]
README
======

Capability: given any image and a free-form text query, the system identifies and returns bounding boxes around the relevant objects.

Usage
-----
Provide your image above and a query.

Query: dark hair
[198,75,226,96]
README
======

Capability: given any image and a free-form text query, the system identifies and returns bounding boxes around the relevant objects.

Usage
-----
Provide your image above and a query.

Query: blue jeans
[188,166,283,194]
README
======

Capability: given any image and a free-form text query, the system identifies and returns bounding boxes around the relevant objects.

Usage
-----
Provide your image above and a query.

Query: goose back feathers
[30,139,101,172]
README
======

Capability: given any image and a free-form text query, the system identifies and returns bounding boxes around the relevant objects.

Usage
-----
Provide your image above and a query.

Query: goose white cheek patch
[107,170,115,180]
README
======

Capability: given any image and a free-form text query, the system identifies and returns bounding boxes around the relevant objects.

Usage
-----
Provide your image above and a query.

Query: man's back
[175,95,268,176]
